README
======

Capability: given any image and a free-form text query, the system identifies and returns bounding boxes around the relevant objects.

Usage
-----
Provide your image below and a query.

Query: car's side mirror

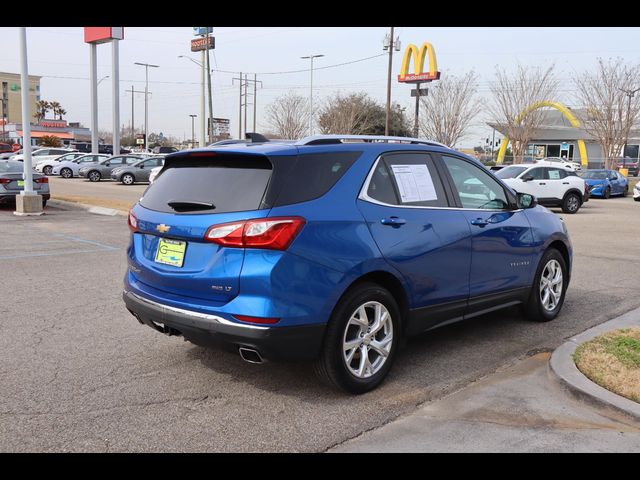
[517,192,537,209]
[104,162,110,166]
[521,175,534,182]
[139,165,144,169]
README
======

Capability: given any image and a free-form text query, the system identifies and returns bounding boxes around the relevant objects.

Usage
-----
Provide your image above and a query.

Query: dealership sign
[84,27,124,44]
[398,42,441,84]
[191,36,215,52]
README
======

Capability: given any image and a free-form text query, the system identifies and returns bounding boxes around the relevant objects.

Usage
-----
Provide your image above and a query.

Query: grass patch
[573,327,640,403]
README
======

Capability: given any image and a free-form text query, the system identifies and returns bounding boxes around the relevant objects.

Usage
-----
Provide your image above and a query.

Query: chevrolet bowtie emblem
[156,224,170,233]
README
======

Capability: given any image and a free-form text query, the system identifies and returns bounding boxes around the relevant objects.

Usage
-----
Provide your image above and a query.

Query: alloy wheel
[539,259,563,311]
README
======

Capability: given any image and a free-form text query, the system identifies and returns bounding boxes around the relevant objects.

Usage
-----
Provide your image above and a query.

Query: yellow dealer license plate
[155,238,186,267]
[17,180,24,187]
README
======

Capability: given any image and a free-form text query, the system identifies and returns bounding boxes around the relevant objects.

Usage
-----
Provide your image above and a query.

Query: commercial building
[489,108,640,168]
[0,71,41,125]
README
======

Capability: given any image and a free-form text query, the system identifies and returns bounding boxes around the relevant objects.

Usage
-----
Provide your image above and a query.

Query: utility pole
[233,73,244,138]
[620,87,640,160]
[189,114,197,147]
[243,73,248,138]
[134,62,159,151]
[301,54,324,136]
[253,73,258,132]
[205,32,214,143]
[384,27,400,136]
[127,86,145,139]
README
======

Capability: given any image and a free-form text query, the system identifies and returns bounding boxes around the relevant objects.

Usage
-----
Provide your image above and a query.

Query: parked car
[70,142,131,155]
[122,134,572,393]
[633,181,640,201]
[0,147,21,160]
[34,152,85,175]
[78,154,144,182]
[152,146,178,154]
[51,154,110,178]
[148,165,163,184]
[0,160,49,207]
[12,147,76,164]
[534,156,582,171]
[496,163,586,213]
[111,156,165,185]
[579,169,628,198]
[616,157,639,177]
[0,143,12,154]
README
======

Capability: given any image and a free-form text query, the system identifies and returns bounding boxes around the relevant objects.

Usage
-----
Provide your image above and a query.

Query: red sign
[84,27,124,44]
[398,72,441,83]
[191,36,215,52]
[40,119,68,128]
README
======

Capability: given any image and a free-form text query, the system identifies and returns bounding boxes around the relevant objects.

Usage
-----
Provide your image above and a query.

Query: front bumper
[122,289,326,361]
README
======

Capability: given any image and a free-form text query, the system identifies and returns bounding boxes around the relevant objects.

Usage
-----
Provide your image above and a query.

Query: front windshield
[580,171,608,180]
[495,165,528,179]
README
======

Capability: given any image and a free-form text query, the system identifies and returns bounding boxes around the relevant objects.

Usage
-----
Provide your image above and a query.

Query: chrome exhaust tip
[239,347,264,364]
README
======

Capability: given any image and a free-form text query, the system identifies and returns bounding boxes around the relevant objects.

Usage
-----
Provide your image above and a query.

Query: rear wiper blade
[167,200,216,211]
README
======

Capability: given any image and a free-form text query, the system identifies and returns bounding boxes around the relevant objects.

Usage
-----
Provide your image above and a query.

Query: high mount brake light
[204,217,306,250]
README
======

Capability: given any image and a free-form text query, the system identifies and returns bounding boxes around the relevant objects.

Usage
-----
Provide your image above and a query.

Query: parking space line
[55,234,119,251]
[0,247,120,260]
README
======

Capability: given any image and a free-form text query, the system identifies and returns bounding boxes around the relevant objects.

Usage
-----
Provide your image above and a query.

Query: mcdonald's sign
[398,42,440,83]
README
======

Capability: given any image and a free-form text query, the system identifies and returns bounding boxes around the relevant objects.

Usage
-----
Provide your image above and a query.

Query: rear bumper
[122,289,326,361]
[0,192,50,203]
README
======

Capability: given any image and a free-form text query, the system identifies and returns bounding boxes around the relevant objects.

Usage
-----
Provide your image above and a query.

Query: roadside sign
[135,133,145,145]
[191,36,215,52]
[209,117,230,137]
[411,88,429,97]
[193,27,213,36]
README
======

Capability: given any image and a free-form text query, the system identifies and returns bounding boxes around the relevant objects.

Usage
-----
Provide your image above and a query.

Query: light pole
[189,114,197,147]
[301,54,324,136]
[619,87,640,164]
[179,55,206,147]
[134,62,159,151]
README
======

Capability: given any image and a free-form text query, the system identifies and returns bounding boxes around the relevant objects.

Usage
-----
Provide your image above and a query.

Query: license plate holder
[154,238,187,267]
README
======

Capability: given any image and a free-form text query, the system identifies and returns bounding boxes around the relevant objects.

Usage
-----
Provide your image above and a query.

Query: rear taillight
[128,210,138,232]
[204,217,306,250]
[0,178,10,184]
[34,177,48,183]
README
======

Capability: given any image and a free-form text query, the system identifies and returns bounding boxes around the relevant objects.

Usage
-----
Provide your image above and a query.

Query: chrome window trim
[125,290,270,331]
[358,155,520,213]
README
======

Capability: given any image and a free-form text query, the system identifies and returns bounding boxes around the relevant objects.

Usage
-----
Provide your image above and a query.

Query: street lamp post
[189,114,197,147]
[134,62,159,151]
[301,54,324,136]
[179,55,206,148]
[620,87,640,164]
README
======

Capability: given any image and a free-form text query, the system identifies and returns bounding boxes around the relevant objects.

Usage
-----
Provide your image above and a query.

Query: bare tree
[419,71,482,147]
[265,92,310,139]
[574,58,640,169]
[318,92,380,134]
[489,65,559,163]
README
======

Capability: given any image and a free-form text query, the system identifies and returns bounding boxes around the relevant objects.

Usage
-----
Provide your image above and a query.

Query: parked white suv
[496,163,587,213]
[534,156,582,171]
[12,148,77,166]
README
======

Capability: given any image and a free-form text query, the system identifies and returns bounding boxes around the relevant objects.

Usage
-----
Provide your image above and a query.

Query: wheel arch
[546,239,571,284]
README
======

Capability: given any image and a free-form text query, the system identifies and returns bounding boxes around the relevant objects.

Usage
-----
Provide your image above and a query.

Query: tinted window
[496,165,527,179]
[140,154,273,214]
[442,155,509,210]
[366,152,447,207]
[272,151,360,207]
[142,158,162,168]
[547,168,567,180]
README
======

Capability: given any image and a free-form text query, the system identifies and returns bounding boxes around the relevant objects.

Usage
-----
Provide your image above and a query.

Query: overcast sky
[1,26,639,147]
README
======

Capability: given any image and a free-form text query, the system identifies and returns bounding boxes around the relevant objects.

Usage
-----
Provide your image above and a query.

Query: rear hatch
[130,151,281,303]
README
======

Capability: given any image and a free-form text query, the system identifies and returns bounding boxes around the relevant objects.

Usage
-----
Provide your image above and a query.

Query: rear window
[0,161,23,173]
[140,155,273,214]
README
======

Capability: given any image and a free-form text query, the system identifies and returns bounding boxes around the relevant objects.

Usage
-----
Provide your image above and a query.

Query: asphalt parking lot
[1,195,639,452]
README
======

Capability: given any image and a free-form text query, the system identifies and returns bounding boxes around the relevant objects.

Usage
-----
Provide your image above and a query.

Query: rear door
[357,151,472,331]
[438,154,535,311]
[546,167,570,200]
[130,153,275,303]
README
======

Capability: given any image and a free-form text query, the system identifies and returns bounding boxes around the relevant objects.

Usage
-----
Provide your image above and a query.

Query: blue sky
[0,27,639,147]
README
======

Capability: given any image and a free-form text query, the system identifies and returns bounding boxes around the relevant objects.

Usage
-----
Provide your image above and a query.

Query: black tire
[60,168,72,179]
[121,173,135,185]
[43,165,52,176]
[88,170,101,182]
[42,199,47,208]
[524,248,568,322]
[561,192,581,213]
[314,282,401,394]
[603,187,611,199]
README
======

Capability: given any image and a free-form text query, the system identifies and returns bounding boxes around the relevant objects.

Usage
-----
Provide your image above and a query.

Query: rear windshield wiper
[167,200,216,212]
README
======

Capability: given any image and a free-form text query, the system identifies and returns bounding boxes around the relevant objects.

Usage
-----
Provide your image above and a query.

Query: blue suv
[123,135,572,393]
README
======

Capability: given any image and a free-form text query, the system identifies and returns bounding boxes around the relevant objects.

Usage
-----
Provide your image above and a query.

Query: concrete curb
[549,307,640,422]
[48,198,128,217]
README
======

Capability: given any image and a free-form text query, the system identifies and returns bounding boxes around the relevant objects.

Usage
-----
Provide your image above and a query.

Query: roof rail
[294,134,448,148]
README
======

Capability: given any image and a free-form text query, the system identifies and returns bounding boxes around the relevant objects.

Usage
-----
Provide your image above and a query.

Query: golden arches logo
[398,42,441,83]
[496,101,588,167]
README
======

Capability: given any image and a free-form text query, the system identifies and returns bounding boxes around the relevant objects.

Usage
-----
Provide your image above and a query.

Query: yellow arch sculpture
[496,101,588,166]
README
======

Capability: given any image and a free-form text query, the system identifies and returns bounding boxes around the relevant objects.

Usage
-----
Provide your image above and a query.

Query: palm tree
[57,107,66,120]
[49,101,66,120]
[34,100,50,123]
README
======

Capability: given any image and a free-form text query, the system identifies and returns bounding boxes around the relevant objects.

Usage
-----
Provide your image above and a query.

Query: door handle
[562,182,569,184]
[470,218,489,227]
[380,217,406,227]
[538,182,546,185]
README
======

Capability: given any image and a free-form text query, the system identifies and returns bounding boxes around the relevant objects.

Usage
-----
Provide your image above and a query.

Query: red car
[617,157,639,176]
